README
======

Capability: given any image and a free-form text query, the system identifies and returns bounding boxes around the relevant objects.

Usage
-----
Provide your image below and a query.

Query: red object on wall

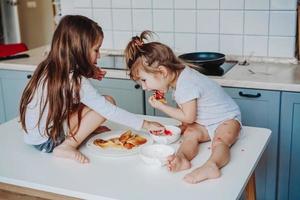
[0,43,28,57]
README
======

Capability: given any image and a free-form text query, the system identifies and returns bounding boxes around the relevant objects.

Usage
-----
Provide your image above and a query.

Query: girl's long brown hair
[124,30,184,81]
[19,15,103,141]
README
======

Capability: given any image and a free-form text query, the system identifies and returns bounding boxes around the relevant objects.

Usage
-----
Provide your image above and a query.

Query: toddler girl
[124,31,241,184]
[19,16,163,164]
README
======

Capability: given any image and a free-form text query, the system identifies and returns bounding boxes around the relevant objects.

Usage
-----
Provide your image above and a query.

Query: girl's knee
[104,95,116,105]
[212,133,238,148]
[183,126,209,141]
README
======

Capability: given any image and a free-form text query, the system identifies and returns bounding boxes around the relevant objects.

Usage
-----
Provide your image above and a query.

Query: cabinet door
[145,91,177,117]
[91,78,144,114]
[278,92,300,200]
[0,70,32,122]
[224,87,280,200]
[0,79,5,124]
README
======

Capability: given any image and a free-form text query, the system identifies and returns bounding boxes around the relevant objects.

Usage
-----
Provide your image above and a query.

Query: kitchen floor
[0,189,48,200]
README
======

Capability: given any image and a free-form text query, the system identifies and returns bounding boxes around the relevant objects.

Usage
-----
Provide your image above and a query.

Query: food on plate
[150,129,173,136]
[149,125,181,144]
[93,130,147,150]
[154,90,167,103]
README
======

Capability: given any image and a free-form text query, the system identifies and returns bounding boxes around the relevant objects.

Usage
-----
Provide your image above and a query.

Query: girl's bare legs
[53,96,116,163]
[167,123,210,172]
[183,119,241,184]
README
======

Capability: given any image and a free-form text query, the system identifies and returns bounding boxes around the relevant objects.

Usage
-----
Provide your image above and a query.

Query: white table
[0,116,270,200]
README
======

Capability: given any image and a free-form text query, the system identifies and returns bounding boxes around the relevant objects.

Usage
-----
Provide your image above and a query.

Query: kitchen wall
[60,0,297,58]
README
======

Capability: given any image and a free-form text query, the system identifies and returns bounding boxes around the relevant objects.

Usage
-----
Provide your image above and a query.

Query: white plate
[86,130,153,157]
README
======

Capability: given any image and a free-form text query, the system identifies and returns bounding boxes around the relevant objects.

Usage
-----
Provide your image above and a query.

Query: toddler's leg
[183,119,241,184]
[167,123,210,172]
[53,96,115,163]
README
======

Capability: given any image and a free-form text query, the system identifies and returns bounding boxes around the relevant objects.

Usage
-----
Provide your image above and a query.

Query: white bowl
[150,125,181,144]
[139,144,175,167]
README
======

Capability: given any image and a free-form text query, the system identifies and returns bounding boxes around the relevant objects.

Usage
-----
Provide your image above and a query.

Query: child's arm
[148,96,197,123]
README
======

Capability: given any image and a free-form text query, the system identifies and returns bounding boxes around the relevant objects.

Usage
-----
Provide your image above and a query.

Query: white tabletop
[0,116,270,200]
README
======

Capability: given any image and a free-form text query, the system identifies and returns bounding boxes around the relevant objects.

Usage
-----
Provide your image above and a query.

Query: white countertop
[0,115,270,200]
[1,46,300,92]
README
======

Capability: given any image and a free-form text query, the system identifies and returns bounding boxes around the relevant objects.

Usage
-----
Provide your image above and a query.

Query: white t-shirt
[173,66,241,126]
[23,77,144,145]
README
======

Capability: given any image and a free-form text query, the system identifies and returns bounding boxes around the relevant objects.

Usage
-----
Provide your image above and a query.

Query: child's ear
[158,65,168,78]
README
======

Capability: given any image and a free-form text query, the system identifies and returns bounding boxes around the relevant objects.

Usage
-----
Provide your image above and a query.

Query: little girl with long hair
[19,16,163,164]
[124,31,241,184]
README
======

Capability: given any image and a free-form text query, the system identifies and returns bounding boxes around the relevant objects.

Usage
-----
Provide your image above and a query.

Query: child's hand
[148,95,165,109]
[142,120,165,134]
[93,67,106,80]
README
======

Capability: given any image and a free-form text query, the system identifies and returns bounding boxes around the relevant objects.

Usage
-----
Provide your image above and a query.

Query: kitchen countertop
[0,115,270,200]
[1,46,300,92]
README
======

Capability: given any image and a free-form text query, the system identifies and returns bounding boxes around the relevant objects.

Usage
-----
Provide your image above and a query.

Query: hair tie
[133,37,143,47]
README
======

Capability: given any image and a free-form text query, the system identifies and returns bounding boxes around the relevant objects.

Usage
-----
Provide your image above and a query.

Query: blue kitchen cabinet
[0,69,33,122]
[224,87,280,200]
[277,92,300,200]
[91,78,144,115]
[145,91,177,117]
[0,79,5,124]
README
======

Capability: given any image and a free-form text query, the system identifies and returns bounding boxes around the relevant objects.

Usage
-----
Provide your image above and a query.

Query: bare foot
[53,145,89,164]
[167,154,191,172]
[183,162,221,184]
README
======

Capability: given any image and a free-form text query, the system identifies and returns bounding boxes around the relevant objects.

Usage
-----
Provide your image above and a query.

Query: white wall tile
[268,36,295,58]
[174,0,196,9]
[113,31,132,49]
[60,0,298,58]
[220,0,244,10]
[220,34,243,55]
[60,0,74,9]
[245,0,269,10]
[101,31,113,48]
[111,0,131,8]
[175,33,196,53]
[197,0,219,9]
[153,0,173,9]
[175,10,196,33]
[74,0,92,8]
[197,10,219,33]
[93,9,112,30]
[156,32,175,48]
[197,34,219,52]
[244,36,268,56]
[220,11,244,34]
[132,9,152,31]
[153,10,174,32]
[92,0,111,8]
[112,9,132,31]
[132,0,152,8]
[61,9,93,18]
[270,0,297,10]
[244,11,269,35]
[269,11,296,36]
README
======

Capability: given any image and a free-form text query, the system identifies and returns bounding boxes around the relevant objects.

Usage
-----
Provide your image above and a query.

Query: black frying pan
[178,52,225,70]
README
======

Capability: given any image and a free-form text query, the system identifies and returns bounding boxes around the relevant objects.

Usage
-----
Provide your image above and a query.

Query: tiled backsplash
[61,0,297,58]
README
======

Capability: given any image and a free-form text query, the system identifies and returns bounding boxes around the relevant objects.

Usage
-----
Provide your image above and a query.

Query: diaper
[204,117,242,139]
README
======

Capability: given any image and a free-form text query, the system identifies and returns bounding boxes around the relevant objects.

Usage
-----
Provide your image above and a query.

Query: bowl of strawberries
[149,125,181,144]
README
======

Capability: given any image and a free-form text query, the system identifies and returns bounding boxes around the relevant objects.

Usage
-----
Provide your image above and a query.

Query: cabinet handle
[27,74,32,79]
[239,91,261,98]
[134,84,140,89]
